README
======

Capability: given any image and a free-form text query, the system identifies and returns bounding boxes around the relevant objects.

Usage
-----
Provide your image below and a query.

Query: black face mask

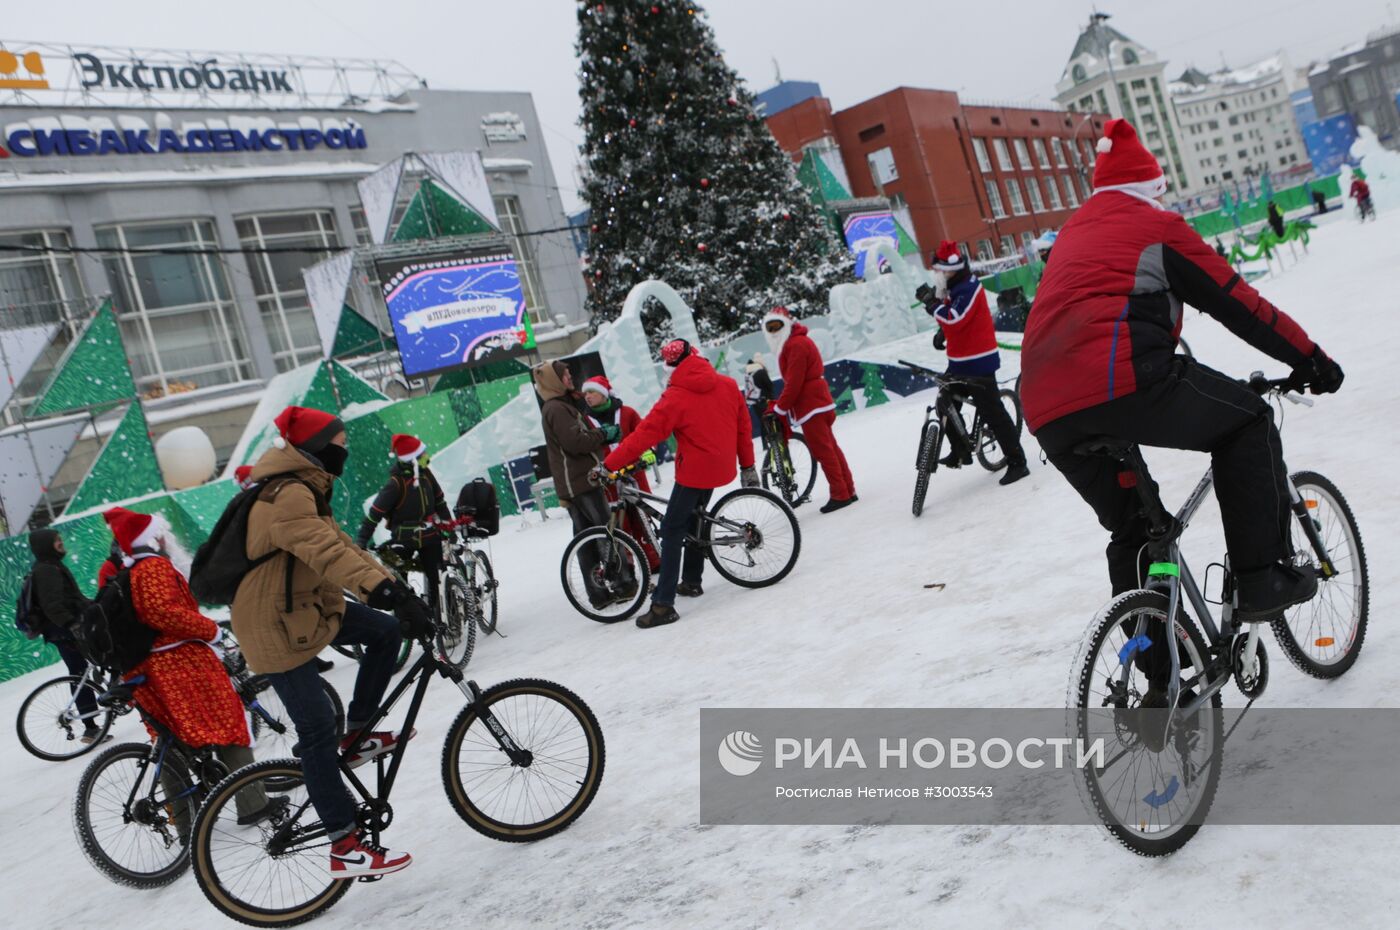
[318,444,349,477]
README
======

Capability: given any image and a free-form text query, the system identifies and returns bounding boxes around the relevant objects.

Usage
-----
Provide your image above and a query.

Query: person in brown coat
[532,360,630,609]
[232,405,429,879]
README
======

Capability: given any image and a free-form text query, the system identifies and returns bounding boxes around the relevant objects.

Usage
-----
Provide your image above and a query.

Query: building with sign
[0,41,586,408]
[1306,25,1400,146]
[764,81,1105,264]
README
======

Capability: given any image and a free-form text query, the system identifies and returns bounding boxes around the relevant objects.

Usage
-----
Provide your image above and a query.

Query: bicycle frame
[610,480,751,551]
[56,664,109,731]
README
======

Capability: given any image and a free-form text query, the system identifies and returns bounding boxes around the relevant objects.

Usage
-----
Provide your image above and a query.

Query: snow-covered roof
[1168,54,1287,98]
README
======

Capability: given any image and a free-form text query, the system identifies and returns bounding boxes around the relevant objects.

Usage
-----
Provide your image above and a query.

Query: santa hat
[234,465,254,488]
[931,240,966,273]
[271,406,343,453]
[579,375,614,398]
[1092,118,1164,189]
[762,306,794,329]
[104,506,157,555]
[661,338,698,367]
[391,433,427,462]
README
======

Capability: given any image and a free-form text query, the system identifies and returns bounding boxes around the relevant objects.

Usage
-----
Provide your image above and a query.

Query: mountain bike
[443,514,500,638]
[561,464,802,622]
[16,661,115,761]
[899,360,1023,517]
[190,616,605,927]
[1067,374,1367,857]
[757,412,817,508]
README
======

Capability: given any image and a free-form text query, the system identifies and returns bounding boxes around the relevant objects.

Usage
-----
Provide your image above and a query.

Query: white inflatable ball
[155,426,217,489]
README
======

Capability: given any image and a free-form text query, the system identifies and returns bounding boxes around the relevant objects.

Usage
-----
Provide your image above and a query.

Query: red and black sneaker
[327,831,412,878]
[340,728,416,769]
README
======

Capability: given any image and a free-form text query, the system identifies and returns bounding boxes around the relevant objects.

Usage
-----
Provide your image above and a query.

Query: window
[1345,71,1375,101]
[492,194,549,324]
[972,138,992,173]
[1050,137,1068,167]
[348,207,373,247]
[1122,48,1139,65]
[1032,138,1051,169]
[975,239,994,261]
[1319,84,1342,112]
[237,211,342,372]
[999,235,1016,257]
[1045,176,1064,210]
[1026,176,1045,211]
[993,139,1013,171]
[867,146,898,186]
[1229,115,1239,126]
[1072,64,1087,83]
[0,229,86,329]
[984,179,1007,217]
[1013,139,1033,169]
[1061,175,1080,207]
[1005,178,1027,215]
[97,220,251,391]
[1020,231,1037,253]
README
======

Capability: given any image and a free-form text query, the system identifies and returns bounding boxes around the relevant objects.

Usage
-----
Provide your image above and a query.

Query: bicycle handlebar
[1247,371,1315,406]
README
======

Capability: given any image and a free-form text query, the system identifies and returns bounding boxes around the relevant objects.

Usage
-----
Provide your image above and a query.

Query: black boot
[939,447,972,468]
[676,581,704,598]
[1235,562,1318,621]
[819,496,857,514]
[999,460,1030,485]
[637,604,680,628]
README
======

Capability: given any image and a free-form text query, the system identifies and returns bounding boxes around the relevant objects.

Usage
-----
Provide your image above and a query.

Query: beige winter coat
[230,444,392,675]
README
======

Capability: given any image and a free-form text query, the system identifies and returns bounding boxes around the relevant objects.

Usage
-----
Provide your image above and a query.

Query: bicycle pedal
[357,874,384,883]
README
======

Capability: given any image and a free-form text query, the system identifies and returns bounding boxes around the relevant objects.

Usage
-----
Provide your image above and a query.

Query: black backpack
[14,573,40,637]
[189,476,305,606]
[74,568,156,674]
[455,477,500,536]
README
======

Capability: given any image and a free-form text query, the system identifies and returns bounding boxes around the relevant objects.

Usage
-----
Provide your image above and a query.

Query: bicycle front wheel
[73,741,197,887]
[1272,471,1368,678]
[975,389,1023,472]
[192,759,350,927]
[912,421,940,518]
[1068,590,1223,857]
[704,488,801,588]
[440,574,479,671]
[17,674,113,761]
[560,526,649,623]
[442,678,605,842]
[761,434,818,508]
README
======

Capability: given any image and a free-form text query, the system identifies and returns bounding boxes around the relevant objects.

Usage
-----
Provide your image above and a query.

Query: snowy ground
[3,205,1396,929]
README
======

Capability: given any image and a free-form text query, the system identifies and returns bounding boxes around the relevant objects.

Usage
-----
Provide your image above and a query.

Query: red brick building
[765,86,1109,264]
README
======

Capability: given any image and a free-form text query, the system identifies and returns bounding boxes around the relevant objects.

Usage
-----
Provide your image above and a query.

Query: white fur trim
[580,377,612,397]
[272,435,286,449]
[396,439,426,461]
[1096,136,1113,153]
[1092,175,1168,209]
[790,402,837,427]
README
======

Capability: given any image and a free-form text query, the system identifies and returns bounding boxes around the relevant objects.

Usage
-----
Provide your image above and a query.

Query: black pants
[654,484,714,607]
[937,376,1025,466]
[1037,357,1291,596]
[567,488,621,602]
[55,639,100,730]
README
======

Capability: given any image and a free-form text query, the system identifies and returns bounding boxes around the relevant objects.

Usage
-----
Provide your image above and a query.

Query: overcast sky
[10,0,1400,211]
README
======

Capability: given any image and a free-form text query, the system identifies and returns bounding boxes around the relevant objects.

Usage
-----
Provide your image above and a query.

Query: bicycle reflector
[1304,499,1319,509]
[1315,637,1336,647]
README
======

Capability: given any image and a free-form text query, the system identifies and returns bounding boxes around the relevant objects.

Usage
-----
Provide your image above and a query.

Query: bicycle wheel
[912,421,941,518]
[192,759,350,927]
[442,677,605,842]
[560,527,650,623]
[73,741,198,887]
[703,488,801,588]
[439,574,478,671]
[471,549,499,634]
[1271,471,1368,678]
[1068,590,1223,857]
[16,674,113,761]
[761,434,818,508]
[975,389,1023,472]
[246,677,345,759]
[329,637,412,672]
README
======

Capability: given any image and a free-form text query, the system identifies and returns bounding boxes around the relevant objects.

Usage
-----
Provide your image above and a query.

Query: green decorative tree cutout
[860,363,890,408]
[392,179,498,241]
[65,402,165,515]
[29,301,136,417]
[329,361,388,409]
[333,305,392,358]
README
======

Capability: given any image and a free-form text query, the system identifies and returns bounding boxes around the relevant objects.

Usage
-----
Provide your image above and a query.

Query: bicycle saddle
[97,674,147,708]
[1072,437,1138,458]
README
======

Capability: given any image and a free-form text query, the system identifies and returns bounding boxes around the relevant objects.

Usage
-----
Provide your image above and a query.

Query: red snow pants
[801,410,855,501]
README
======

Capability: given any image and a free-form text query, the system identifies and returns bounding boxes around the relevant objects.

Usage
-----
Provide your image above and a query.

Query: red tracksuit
[773,323,855,501]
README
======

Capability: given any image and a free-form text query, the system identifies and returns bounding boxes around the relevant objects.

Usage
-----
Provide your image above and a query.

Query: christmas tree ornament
[699,178,710,189]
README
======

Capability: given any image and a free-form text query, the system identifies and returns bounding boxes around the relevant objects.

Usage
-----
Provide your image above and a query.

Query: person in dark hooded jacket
[355,434,453,611]
[26,529,105,743]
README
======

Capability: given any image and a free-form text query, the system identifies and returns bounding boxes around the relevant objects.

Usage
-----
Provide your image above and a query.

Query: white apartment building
[1171,54,1310,189]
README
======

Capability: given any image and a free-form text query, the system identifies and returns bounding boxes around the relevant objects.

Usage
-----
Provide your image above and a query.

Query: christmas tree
[577,0,851,345]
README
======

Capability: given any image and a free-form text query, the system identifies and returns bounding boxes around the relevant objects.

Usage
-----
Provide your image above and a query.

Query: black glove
[392,586,433,640]
[1294,348,1343,395]
[933,329,947,351]
[914,282,939,310]
[367,579,397,610]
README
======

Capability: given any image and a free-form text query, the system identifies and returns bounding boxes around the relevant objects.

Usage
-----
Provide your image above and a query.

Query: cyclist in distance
[355,433,453,613]
[1021,118,1343,621]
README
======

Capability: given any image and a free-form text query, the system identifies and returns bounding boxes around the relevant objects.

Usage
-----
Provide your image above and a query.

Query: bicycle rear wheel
[470,549,499,634]
[246,677,344,759]
[192,759,350,928]
[912,421,941,518]
[761,434,817,508]
[73,741,198,887]
[704,488,801,588]
[439,574,479,671]
[1271,471,1368,678]
[560,527,649,622]
[975,389,1023,472]
[442,678,605,842]
[1068,590,1223,857]
[17,674,113,761]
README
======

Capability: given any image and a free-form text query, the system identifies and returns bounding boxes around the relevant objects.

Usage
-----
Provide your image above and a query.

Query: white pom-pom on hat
[1096,136,1114,153]
[272,436,286,449]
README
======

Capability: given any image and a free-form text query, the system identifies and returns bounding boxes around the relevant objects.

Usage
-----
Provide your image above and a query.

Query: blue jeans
[652,484,713,607]
[264,602,402,839]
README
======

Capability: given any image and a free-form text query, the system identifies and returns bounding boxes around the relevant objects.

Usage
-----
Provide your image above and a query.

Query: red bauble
[699,178,710,189]
[590,224,599,232]
[782,212,791,221]
[726,97,737,107]
[651,4,660,11]
[594,269,603,278]
[628,118,637,128]
[697,242,708,252]
[595,3,604,10]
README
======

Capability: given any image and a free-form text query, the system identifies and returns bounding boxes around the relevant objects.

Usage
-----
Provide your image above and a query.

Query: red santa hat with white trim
[391,433,427,462]
[931,240,966,273]
[761,305,794,329]
[1092,118,1165,189]
[104,506,159,555]
[271,405,343,453]
[579,375,614,398]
